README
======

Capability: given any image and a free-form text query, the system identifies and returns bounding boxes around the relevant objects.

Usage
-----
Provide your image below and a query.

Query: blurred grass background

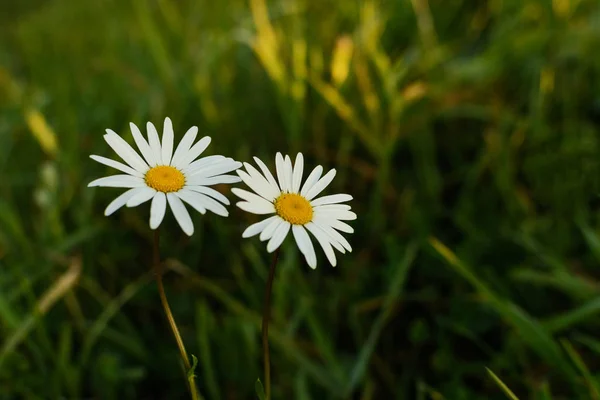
[2,0,600,398]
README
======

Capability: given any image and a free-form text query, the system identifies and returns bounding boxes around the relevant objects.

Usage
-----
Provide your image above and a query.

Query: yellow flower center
[274,193,313,225]
[145,166,185,193]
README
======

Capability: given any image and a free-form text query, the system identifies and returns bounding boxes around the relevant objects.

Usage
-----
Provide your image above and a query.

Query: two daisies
[88,117,356,268]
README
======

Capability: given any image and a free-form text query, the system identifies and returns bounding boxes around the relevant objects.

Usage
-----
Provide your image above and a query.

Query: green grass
[2,0,600,398]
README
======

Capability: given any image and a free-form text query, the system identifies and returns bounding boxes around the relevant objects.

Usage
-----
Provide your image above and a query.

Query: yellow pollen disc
[274,193,313,225]
[145,166,185,193]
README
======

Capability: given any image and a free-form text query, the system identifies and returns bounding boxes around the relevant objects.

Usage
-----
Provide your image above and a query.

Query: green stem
[153,229,201,400]
[262,248,281,400]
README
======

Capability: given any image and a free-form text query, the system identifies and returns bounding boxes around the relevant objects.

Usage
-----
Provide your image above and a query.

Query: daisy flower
[232,152,356,268]
[88,117,241,236]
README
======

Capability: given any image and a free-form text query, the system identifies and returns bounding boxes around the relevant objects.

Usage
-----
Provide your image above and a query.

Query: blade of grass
[429,237,577,380]
[561,339,600,399]
[344,242,418,395]
[485,368,520,400]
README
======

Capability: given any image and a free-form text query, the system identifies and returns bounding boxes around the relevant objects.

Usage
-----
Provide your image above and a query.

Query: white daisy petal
[126,187,157,207]
[313,215,354,234]
[314,209,357,221]
[187,174,241,186]
[236,170,279,201]
[310,194,353,206]
[305,169,337,200]
[188,160,242,178]
[90,155,143,177]
[314,219,352,252]
[242,215,279,238]
[305,222,337,267]
[300,165,323,197]
[275,153,287,193]
[146,122,163,164]
[191,193,229,217]
[314,204,352,212]
[242,163,281,200]
[175,189,207,214]
[161,117,174,166]
[267,221,291,253]
[184,155,226,174]
[104,130,149,173]
[292,153,304,193]
[150,192,167,229]
[186,185,230,205]
[259,217,283,241]
[284,155,294,192]
[167,193,194,235]
[129,122,157,166]
[253,156,280,192]
[104,188,140,216]
[231,188,275,210]
[292,225,317,269]
[171,126,198,169]
[180,136,211,167]
[236,200,276,215]
[88,175,144,188]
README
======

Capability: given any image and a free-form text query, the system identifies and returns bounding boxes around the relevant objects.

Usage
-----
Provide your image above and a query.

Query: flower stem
[153,229,201,400]
[262,248,281,400]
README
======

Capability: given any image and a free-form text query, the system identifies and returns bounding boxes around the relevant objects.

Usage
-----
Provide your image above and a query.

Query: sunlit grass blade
[485,368,520,400]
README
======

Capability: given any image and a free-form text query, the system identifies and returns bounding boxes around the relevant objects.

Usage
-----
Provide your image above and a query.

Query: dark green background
[2,0,600,398]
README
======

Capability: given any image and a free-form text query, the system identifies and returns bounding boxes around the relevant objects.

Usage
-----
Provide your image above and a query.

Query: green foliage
[1,0,600,398]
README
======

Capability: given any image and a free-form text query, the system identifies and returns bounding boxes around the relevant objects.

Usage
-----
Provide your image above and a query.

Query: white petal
[292,225,317,269]
[313,216,354,233]
[253,156,280,192]
[190,193,229,217]
[313,219,352,252]
[104,188,139,216]
[231,188,275,210]
[181,136,211,166]
[161,117,174,166]
[284,155,294,193]
[188,160,242,178]
[171,126,198,169]
[242,215,279,238]
[241,164,280,200]
[305,169,337,200]
[300,165,323,197]
[167,193,194,236]
[314,209,357,221]
[259,217,283,241]
[146,122,163,164]
[184,155,225,174]
[310,194,353,206]
[175,189,207,214]
[130,122,157,166]
[275,153,287,193]
[187,174,241,186]
[305,222,337,267]
[150,192,167,229]
[237,169,280,202]
[104,130,149,173]
[314,204,352,212]
[126,186,157,207]
[292,153,304,193]
[90,155,143,177]
[186,185,230,205]
[267,221,291,253]
[236,200,276,215]
[88,175,144,188]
